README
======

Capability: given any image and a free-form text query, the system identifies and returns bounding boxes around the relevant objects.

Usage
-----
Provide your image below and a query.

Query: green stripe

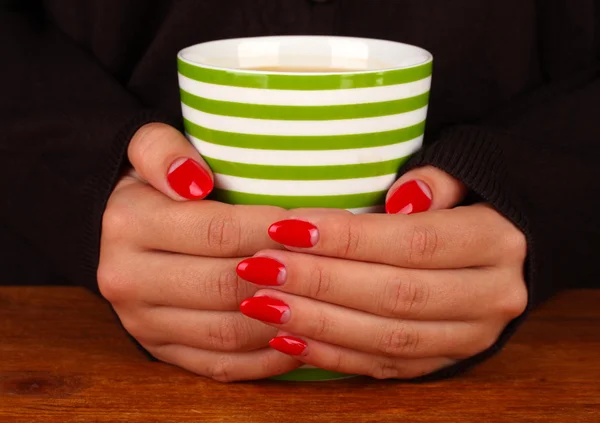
[209,189,386,209]
[178,58,432,90]
[205,156,409,180]
[180,90,429,120]
[184,119,425,150]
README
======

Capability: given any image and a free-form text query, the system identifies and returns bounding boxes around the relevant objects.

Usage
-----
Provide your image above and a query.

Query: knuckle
[336,216,361,259]
[307,262,334,300]
[370,359,436,380]
[370,359,401,380]
[403,225,442,266]
[497,282,528,319]
[212,266,244,306]
[208,357,235,383]
[206,315,245,351]
[377,324,421,357]
[310,311,333,339]
[195,263,253,309]
[327,349,345,374]
[101,200,136,242]
[381,277,430,318]
[504,229,528,262]
[204,210,242,256]
[128,123,171,164]
[96,262,132,304]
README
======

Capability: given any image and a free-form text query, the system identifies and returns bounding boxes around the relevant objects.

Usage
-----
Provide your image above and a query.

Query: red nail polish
[167,158,213,200]
[236,257,286,286]
[385,180,432,215]
[240,296,290,324]
[269,336,307,356]
[268,220,319,248]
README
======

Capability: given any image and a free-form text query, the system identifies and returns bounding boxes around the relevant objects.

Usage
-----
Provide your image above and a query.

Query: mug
[177,35,432,381]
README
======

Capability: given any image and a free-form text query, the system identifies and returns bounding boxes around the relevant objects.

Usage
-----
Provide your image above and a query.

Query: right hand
[97,123,301,381]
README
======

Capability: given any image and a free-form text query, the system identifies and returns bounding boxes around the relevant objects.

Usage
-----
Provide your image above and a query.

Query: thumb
[127,122,214,201]
[385,165,467,215]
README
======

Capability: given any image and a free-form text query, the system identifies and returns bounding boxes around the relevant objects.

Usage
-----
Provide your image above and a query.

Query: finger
[147,344,301,382]
[99,249,259,309]
[268,204,516,268]
[240,291,498,359]
[103,182,285,257]
[128,122,214,200]
[236,252,511,320]
[118,307,276,352]
[385,165,468,214]
[269,333,455,380]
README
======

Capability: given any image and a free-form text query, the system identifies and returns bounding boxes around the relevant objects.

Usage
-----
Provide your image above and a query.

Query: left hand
[235,166,528,379]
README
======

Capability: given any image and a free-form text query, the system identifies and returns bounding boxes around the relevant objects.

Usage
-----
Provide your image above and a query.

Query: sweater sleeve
[406,46,600,381]
[0,4,175,291]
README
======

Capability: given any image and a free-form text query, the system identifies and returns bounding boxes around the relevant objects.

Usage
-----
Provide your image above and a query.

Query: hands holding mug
[98,123,528,382]
[98,123,301,382]
[99,36,527,381]
[236,167,528,379]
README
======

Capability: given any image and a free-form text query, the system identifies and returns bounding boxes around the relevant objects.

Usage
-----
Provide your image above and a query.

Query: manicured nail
[385,180,432,215]
[268,220,319,248]
[236,257,287,286]
[240,296,290,324]
[167,158,213,200]
[269,336,308,356]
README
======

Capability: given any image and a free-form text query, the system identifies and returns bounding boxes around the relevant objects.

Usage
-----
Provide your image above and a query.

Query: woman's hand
[98,123,301,381]
[236,167,528,379]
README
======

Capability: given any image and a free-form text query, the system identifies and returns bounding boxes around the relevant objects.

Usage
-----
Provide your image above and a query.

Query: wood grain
[1,287,599,422]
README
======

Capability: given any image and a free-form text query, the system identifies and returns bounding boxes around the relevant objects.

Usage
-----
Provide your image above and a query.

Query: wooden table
[1,288,599,422]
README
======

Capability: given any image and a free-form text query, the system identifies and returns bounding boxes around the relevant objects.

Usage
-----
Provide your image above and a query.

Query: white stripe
[188,134,423,166]
[179,74,431,106]
[213,174,397,196]
[182,104,428,136]
[347,206,385,214]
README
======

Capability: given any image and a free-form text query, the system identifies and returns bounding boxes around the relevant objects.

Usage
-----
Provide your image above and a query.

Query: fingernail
[269,336,307,356]
[385,180,432,215]
[167,158,213,200]
[240,296,290,324]
[236,257,287,286]
[268,220,319,248]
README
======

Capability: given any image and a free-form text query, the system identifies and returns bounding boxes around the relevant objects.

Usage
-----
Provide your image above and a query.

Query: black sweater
[2,0,599,379]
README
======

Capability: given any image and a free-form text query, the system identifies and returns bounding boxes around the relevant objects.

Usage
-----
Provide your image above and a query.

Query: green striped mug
[177,36,432,381]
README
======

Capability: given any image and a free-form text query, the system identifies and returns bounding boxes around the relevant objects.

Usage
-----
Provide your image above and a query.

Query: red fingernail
[385,180,432,215]
[240,296,290,324]
[269,336,307,356]
[167,158,213,200]
[268,220,319,248]
[237,257,287,286]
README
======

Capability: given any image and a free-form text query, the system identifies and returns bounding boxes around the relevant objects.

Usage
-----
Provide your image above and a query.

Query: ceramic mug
[177,35,433,381]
